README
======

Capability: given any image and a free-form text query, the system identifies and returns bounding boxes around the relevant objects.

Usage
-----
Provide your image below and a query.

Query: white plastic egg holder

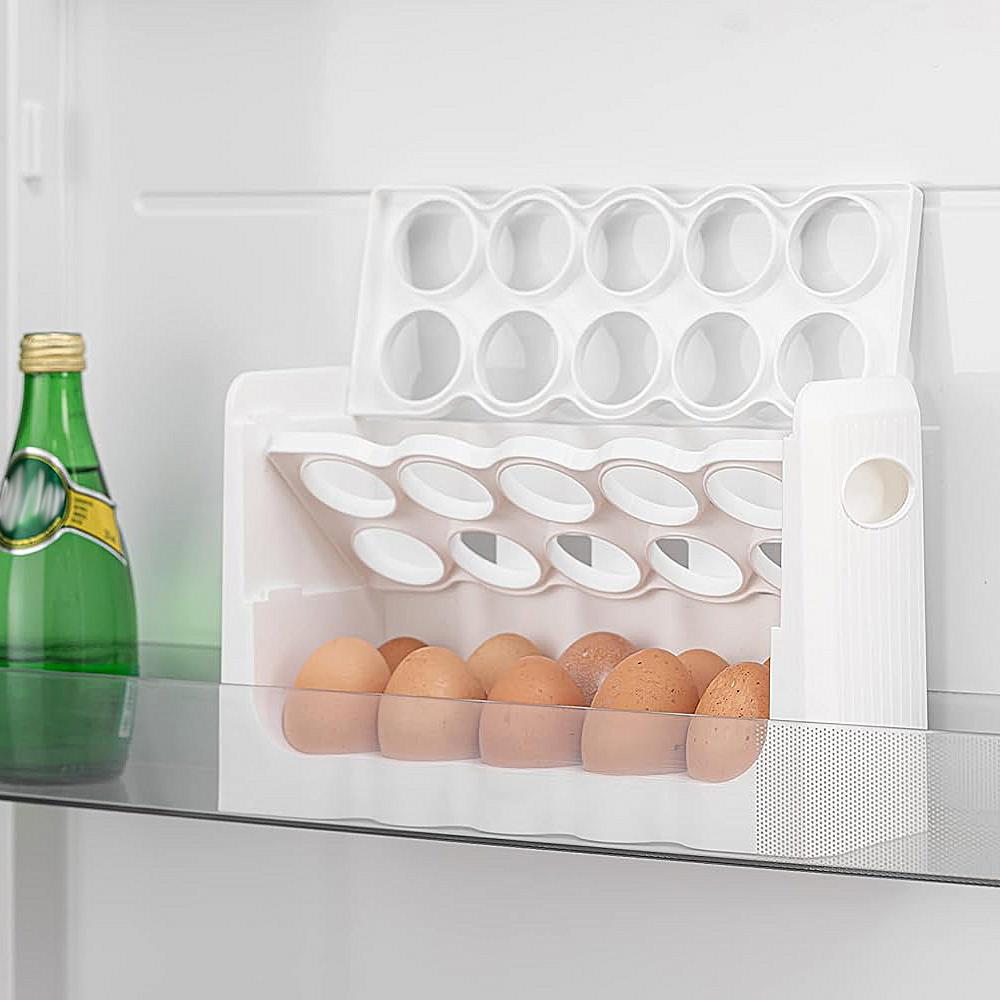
[220,183,927,862]
[352,184,922,423]
[268,432,783,603]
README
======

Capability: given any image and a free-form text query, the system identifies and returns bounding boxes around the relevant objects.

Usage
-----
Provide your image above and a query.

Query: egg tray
[217,686,926,861]
[349,183,923,424]
[222,326,926,860]
[267,430,783,602]
[227,364,925,732]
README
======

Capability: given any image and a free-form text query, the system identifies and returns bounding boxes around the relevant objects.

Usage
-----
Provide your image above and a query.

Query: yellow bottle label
[0,448,126,563]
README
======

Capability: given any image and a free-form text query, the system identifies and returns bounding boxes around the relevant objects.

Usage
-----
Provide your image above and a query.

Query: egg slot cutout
[582,648,699,775]
[599,465,699,527]
[480,656,587,768]
[396,198,477,294]
[703,466,782,530]
[547,533,642,593]
[647,536,743,598]
[686,661,770,783]
[283,637,391,755]
[498,463,595,524]
[450,531,542,590]
[398,462,494,521]
[300,460,396,520]
[378,646,486,760]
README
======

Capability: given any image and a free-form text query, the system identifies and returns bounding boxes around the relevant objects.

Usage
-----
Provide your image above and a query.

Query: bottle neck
[12,372,100,476]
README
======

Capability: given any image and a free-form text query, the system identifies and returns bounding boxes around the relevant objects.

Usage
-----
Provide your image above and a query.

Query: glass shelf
[1,643,999,887]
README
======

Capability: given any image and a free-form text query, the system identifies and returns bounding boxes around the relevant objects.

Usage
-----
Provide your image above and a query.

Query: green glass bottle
[0,333,138,783]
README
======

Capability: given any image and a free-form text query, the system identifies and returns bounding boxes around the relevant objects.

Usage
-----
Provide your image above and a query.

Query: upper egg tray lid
[348,184,923,424]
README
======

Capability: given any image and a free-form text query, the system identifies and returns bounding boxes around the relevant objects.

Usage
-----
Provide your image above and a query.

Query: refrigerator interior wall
[5,1,1000,998]
[7,0,999,698]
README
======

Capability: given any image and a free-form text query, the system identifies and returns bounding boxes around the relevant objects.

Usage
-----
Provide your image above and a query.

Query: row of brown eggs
[284,632,770,782]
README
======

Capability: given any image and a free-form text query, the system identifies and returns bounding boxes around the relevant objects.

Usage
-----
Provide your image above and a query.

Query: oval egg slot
[585,194,674,295]
[382,310,462,403]
[301,459,397,519]
[352,528,445,587]
[476,311,560,406]
[750,540,782,589]
[704,466,782,530]
[399,462,494,521]
[546,532,641,594]
[487,196,575,295]
[499,464,595,523]
[450,530,542,590]
[648,537,744,598]
[395,198,478,293]
[787,194,884,298]
[600,465,699,526]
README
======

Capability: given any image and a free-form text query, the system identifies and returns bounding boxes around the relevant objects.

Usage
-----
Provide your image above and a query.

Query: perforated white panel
[756,722,927,860]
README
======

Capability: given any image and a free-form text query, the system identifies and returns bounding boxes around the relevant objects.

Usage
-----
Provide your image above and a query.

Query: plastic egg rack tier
[220,184,927,862]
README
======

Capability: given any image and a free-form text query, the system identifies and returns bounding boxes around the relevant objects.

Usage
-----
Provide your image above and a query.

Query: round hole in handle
[704,467,782,530]
[498,464,595,524]
[788,195,880,296]
[382,311,462,402]
[301,459,396,519]
[648,537,744,597]
[546,533,642,594]
[574,312,660,407]
[777,313,866,403]
[585,197,673,294]
[842,458,914,528]
[488,198,574,294]
[450,531,542,590]
[599,465,698,526]
[685,196,776,296]
[398,462,494,521]
[477,311,560,404]
[396,199,476,293]
[674,313,763,409]
[352,528,445,586]
[750,540,782,589]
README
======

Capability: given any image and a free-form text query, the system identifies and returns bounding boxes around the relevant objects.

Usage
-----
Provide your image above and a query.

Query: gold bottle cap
[19,332,86,373]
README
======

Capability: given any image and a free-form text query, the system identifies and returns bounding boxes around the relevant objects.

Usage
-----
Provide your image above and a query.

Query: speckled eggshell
[467,633,541,694]
[582,648,699,775]
[480,656,587,768]
[378,646,486,760]
[378,636,426,673]
[678,648,730,698]
[557,632,635,705]
[283,637,390,754]
[686,661,770,783]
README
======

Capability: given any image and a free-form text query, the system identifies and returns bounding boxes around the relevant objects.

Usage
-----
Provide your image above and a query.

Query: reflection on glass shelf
[0,644,999,887]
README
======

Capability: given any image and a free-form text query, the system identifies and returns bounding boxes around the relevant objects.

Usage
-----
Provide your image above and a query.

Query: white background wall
[4,0,1000,997]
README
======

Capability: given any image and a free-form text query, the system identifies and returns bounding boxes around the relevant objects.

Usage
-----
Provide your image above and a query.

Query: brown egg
[695,661,770,718]
[582,648,699,774]
[678,648,729,698]
[763,657,771,670]
[379,636,426,673]
[480,656,587,768]
[378,646,486,760]
[687,661,770,783]
[283,637,390,754]
[467,633,540,693]
[557,631,635,704]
